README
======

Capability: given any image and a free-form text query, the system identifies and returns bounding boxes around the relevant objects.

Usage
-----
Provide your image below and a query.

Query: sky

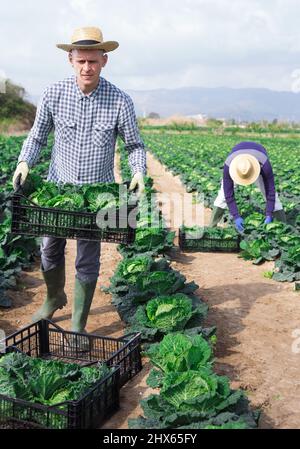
[1,0,300,101]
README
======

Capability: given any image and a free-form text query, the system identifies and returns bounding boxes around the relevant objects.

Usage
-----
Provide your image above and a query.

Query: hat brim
[56,41,119,53]
[229,154,261,186]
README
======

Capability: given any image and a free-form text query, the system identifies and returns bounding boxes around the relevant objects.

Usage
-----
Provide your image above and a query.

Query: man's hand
[129,172,145,198]
[12,161,29,190]
[234,216,244,233]
[264,216,272,224]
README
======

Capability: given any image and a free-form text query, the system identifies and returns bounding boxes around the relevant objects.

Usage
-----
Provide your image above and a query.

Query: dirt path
[146,151,300,429]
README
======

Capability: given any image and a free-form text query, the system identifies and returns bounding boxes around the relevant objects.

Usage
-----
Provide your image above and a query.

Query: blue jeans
[41,237,101,283]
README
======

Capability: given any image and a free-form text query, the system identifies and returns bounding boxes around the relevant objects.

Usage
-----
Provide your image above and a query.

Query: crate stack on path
[0,320,142,429]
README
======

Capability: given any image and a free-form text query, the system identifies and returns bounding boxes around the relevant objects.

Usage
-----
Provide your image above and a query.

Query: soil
[1,152,300,429]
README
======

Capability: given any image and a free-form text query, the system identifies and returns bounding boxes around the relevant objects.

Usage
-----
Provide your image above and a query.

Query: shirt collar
[73,75,103,102]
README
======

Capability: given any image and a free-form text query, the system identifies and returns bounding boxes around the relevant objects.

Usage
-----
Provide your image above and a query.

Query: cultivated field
[1,128,300,429]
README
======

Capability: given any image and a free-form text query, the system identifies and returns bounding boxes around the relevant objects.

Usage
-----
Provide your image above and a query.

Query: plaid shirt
[18,76,146,184]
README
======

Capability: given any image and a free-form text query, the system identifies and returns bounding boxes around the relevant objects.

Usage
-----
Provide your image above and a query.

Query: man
[12,27,146,333]
[210,141,286,233]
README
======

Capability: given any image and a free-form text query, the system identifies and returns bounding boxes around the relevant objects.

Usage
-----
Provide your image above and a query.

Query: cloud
[1,0,300,100]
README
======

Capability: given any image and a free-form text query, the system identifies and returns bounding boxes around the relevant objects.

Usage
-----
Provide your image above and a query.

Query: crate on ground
[10,192,137,244]
[0,320,142,429]
[2,320,142,387]
[179,226,241,253]
[0,356,120,429]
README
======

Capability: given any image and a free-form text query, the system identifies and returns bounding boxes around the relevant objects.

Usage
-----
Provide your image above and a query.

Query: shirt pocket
[55,117,76,144]
[93,122,114,148]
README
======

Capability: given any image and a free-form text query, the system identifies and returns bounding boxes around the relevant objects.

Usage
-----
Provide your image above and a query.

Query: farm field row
[0,133,257,429]
[142,132,300,282]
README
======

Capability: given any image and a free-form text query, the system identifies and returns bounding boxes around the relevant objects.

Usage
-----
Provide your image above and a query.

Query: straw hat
[229,154,261,186]
[56,26,119,53]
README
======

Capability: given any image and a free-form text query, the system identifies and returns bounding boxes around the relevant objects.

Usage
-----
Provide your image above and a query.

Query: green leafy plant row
[0,134,53,306]
[129,333,258,429]
[113,141,258,430]
[143,132,300,281]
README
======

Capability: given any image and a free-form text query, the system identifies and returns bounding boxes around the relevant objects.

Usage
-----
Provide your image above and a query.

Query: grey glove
[129,172,145,198]
[12,161,29,190]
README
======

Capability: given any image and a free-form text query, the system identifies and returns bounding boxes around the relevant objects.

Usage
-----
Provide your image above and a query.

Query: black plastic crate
[0,359,120,429]
[179,228,241,253]
[10,192,137,244]
[0,347,120,429]
[2,320,142,387]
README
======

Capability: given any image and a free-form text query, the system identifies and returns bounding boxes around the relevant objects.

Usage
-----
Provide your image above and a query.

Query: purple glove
[234,217,244,233]
[264,216,272,224]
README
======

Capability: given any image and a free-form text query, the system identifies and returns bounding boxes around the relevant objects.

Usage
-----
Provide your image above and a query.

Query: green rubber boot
[71,277,97,333]
[69,278,97,352]
[209,206,225,227]
[273,209,287,223]
[32,263,67,322]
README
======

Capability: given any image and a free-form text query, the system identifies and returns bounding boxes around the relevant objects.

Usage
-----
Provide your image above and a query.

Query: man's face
[69,49,108,92]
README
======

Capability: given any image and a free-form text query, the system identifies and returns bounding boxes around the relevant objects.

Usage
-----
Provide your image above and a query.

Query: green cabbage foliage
[129,384,249,429]
[203,421,248,429]
[0,352,111,407]
[109,258,199,324]
[127,293,209,343]
[160,370,241,414]
[30,182,60,206]
[176,414,250,429]
[243,213,265,228]
[146,333,213,375]
[146,294,193,332]
[133,293,206,333]
[182,225,238,240]
[118,227,175,258]
[82,183,126,212]
[239,238,274,264]
[108,257,194,299]
[43,193,85,211]
[136,228,169,247]
[240,212,300,279]
[28,179,129,212]
[114,255,152,284]
[135,271,184,297]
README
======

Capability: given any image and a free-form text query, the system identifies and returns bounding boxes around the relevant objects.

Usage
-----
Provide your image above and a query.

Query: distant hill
[126,86,300,122]
[0,80,36,125]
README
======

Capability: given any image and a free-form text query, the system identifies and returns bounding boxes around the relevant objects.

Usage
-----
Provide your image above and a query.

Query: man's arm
[117,94,146,176]
[261,160,276,217]
[18,87,53,168]
[223,164,240,219]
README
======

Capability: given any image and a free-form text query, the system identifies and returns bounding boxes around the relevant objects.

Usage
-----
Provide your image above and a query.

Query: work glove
[234,216,244,233]
[264,216,272,224]
[12,161,29,191]
[129,172,145,199]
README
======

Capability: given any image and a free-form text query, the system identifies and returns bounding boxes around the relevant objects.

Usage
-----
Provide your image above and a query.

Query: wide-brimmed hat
[56,26,119,53]
[229,154,261,186]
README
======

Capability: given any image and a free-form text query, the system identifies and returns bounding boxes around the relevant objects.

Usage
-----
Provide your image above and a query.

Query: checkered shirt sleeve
[18,88,53,168]
[117,94,146,176]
